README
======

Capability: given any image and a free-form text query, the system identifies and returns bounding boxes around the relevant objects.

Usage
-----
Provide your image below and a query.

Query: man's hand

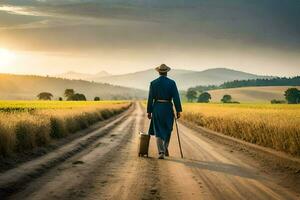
[147,113,152,119]
[176,112,181,119]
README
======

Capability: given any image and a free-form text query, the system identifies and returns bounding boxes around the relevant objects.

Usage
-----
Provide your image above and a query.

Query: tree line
[188,76,300,92]
[37,89,101,101]
[220,76,300,88]
[186,89,239,104]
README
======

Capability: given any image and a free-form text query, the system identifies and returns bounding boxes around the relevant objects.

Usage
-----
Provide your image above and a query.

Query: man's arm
[147,83,154,119]
[172,82,182,118]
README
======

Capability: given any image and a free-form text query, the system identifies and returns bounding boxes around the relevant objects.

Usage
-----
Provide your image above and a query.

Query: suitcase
[138,132,150,157]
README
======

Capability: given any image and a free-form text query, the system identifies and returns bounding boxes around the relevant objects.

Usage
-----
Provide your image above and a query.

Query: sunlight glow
[0,48,16,67]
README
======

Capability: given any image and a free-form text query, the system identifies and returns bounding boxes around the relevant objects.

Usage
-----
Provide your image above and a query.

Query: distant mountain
[0,74,146,100]
[57,71,92,80]
[95,71,111,78]
[57,70,111,81]
[93,68,272,90]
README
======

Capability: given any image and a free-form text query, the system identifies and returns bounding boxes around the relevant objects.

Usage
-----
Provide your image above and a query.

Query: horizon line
[0,67,282,78]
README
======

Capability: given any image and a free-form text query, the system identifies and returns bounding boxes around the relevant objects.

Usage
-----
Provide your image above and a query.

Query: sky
[0,0,299,76]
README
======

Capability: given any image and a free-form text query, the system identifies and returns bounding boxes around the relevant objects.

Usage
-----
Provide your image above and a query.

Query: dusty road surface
[2,102,300,200]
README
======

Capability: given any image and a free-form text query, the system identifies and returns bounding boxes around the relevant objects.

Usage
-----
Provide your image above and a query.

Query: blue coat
[147,76,182,142]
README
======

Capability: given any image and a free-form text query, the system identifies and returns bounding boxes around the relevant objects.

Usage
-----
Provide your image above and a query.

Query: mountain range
[58,68,272,90]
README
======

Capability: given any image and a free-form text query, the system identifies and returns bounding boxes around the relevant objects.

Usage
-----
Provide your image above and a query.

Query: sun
[0,48,16,66]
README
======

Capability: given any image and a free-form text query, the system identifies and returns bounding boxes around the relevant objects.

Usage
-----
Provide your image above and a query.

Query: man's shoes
[158,153,164,159]
[165,149,169,157]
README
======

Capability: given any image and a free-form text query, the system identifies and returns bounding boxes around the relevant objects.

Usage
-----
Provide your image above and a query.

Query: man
[147,64,182,159]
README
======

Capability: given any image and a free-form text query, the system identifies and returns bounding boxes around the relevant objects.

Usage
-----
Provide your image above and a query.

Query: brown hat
[155,64,171,73]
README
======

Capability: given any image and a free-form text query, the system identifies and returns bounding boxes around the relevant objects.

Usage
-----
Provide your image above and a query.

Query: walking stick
[174,116,184,159]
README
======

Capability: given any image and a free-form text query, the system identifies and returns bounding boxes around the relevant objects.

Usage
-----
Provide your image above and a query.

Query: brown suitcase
[138,132,150,157]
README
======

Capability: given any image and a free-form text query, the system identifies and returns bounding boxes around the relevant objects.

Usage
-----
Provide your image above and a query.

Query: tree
[64,89,75,100]
[94,97,100,101]
[186,88,198,102]
[198,92,211,103]
[58,97,63,101]
[64,88,86,101]
[271,99,285,104]
[37,92,53,100]
[284,88,300,104]
[221,94,232,103]
[70,93,87,101]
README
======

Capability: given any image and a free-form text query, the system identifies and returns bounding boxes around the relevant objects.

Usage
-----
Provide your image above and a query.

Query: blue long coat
[147,76,182,142]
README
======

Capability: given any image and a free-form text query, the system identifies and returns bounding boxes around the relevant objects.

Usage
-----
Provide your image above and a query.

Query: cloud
[0,0,299,76]
[0,5,48,16]
[0,0,299,52]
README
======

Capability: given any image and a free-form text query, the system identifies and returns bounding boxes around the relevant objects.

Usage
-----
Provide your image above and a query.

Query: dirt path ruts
[6,102,300,200]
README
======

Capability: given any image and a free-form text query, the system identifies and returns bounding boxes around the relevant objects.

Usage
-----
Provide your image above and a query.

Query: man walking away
[147,64,182,159]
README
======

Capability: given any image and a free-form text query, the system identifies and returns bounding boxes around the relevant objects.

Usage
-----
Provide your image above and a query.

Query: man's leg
[156,137,165,159]
[164,138,170,156]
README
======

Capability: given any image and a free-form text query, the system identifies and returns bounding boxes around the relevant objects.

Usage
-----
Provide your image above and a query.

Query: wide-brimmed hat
[155,64,171,73]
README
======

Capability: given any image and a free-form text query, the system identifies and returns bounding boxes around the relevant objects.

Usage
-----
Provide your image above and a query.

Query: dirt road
[3,102,300,200]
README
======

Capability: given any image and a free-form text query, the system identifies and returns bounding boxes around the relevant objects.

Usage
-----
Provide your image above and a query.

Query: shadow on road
[164,157,262,180]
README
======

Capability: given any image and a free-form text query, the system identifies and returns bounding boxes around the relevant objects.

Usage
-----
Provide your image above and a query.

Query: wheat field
[0,101,130,157]
[182,103,300,156]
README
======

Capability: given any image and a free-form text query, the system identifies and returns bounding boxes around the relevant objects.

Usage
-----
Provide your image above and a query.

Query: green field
[182,103,300,155]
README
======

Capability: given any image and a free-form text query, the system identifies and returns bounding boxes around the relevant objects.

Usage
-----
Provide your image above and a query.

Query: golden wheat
[182,103,300,155]
[0,101,130,156]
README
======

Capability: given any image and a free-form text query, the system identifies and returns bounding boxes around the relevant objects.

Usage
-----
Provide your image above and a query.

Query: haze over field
[0,0,299,76]
[0,73,146,100]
